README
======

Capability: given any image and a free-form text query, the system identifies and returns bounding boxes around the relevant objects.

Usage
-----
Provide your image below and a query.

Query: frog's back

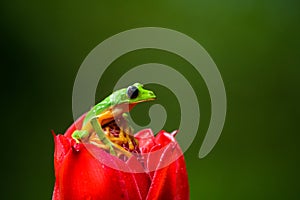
[83,96,112,126]
[82,87,128,127]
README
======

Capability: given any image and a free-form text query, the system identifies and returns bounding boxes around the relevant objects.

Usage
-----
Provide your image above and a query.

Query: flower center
[86,116,140,161]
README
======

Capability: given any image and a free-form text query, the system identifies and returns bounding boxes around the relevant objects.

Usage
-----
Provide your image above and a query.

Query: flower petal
[53,114,189,200]
[54,137,150,200]
[145,131,189,200]
[53,133,71,175]
[52,179,61,200]
[135,129,156,153]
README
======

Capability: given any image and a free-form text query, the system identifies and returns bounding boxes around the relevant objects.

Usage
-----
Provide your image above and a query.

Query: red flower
[52,115,189,200]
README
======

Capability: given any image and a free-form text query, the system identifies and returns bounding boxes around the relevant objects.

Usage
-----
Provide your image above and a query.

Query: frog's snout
[148,91,156,99]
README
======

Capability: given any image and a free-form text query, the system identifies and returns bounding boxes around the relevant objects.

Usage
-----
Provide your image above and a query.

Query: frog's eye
[126,85,139,99]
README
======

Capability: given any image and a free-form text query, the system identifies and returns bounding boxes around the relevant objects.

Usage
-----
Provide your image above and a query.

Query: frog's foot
[72,130,89,143]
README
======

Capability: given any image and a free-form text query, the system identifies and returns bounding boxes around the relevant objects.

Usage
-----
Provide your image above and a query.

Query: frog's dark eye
[126,85,139,99]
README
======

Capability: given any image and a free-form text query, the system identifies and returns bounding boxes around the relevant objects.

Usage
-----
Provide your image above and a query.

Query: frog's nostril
[149,91,156,97]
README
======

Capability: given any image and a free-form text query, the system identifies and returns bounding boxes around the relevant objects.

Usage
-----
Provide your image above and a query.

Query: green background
[2,0,299,199]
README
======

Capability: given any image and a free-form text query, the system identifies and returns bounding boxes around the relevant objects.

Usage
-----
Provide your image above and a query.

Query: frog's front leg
[121,113,134,133]
[72,130,89,143]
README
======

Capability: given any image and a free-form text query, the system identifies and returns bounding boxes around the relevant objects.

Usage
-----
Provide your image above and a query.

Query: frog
[72,83,156,156]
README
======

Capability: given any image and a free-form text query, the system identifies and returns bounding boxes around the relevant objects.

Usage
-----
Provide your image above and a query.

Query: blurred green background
[1,0,300,199]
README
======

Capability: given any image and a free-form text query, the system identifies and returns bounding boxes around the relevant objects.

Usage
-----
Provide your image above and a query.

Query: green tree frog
[72,83,156,156]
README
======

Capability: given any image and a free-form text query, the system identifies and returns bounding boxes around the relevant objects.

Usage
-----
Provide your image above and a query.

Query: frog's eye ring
[126,85,139,99]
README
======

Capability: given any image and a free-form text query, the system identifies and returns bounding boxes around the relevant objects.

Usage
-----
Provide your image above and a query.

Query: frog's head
[127,83,156,103]
[82,83,156,128]
[110,83,156,106]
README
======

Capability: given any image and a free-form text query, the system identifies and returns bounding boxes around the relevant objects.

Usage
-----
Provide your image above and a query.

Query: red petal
[52,179,60,200]
[53,133,71,174]
[146,155,189,200]
[154,130,178,147]
[135,129,156,153]
[55,142,150,200]
[53,113,189,200]
[146,131,189,200]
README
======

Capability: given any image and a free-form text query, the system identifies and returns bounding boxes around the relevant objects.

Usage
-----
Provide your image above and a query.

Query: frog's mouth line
[98,99,155,127]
